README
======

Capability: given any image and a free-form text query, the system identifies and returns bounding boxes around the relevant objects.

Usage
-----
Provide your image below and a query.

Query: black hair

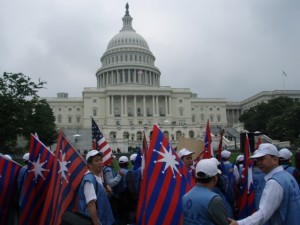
[196,171,214,183]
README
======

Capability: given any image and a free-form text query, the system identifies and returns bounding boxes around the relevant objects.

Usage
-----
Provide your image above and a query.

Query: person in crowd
[229,143,300,225]
[182,158,229,225]
[278,148,300,187]
[103,155,123,221]
[221,150,240,184]
[251,154,266,213]
[210,158,236,219]
[178,148,196,184]
[113,156,137,225]
[3,154,12,160]
[78,150,114,225]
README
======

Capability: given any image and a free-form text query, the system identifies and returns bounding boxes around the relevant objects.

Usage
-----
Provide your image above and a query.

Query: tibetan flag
[216,129,225,161]
[39,131,87,225]
[256,136,262,150]
[91,117,113,166]
[20,134,55,225]
[203,119,212,159]
[133,148,142,170]
[136,125,192,225]
[238,133,256,219]
[0,154,22,225]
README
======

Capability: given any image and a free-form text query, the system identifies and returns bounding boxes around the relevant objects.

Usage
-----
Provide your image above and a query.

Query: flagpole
[282,70,287,90]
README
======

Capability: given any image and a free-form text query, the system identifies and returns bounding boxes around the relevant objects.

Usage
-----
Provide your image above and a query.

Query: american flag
[20,134,55,225]
[238,133,256,219]
[92,117,113,166]
[0,154,22,225]
[39,131,87,225]
[137,125,192,225]
[203,119,213,159]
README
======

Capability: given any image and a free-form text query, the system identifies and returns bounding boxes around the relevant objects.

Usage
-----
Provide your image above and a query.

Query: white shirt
[238,166,284,225]
[83,172,104,204]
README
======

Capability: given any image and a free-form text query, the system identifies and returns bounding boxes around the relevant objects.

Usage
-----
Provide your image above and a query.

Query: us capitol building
[46,4,300,152]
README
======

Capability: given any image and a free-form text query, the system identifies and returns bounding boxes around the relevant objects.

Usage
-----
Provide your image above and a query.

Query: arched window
[189,130,194,138]
[109,131,116,140]
[123,131,129,140]
[176,130,182,140]
[136,131,143,141]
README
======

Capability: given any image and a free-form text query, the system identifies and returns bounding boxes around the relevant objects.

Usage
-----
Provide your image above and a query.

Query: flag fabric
[238,133,256,219]
[255,136,262,150]
[91,117,113,166]
[20,134,55,225]
[39,131,87,225]
[140,132,148,176]
[216,129,225,161]
[0,154,22,225]
[203,119,213,159]
[136,125,192,225]
[133,147,142,170]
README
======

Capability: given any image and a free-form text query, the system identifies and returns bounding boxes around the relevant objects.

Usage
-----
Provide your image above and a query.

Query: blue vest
[222,163,234,177]
[182,185,218,225]
[78,173,115,225]
[282,165,296,175]
[252,167,266,210]
[267,170,300,225]
[131,167,141,194]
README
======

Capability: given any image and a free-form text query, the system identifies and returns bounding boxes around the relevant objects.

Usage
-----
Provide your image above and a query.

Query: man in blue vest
[229,143,300,225]
[279,148,300,188]
[114,156,137,225]
[78,150,114,225]
[182,158,229,225]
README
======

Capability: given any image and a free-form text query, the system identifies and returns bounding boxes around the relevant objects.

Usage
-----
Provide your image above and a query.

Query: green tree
[239,96,300,144]
[0,72,57,152]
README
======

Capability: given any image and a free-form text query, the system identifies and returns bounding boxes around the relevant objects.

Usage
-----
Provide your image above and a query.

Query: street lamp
[73,134,81,149]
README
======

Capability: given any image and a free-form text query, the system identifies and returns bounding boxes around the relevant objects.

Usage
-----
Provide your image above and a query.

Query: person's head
[236,155,244,165]
[221,150,231,161]
[130,153,137,164]
[250,143,279,174]
[23,152,30,165]
[178,148,195,169]
[118,156,129,169]
[278,148,292,164]
[86,150,104,174]
[195,159,221,188]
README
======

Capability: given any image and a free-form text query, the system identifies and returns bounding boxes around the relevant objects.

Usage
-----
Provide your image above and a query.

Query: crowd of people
[11,143,300,225]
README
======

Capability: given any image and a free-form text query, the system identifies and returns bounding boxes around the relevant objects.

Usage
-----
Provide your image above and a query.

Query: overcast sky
[1,0,299,101]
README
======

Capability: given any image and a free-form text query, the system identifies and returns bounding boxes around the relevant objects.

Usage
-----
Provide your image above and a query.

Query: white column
[121,95,124,115]
[165,96,168,116]
[106,96,110,115]
[156,96,159,115]
[134,95,137,116]
[111,95,114,115]
[143,95,146,116]
[122,69,125,84]
[152,96,155,116]
[125,95,127,115]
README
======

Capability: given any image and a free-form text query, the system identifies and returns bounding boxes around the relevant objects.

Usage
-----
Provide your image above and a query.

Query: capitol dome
[96,3,161,88]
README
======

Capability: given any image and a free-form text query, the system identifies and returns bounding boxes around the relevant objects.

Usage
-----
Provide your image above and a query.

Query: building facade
[46,4,300,152]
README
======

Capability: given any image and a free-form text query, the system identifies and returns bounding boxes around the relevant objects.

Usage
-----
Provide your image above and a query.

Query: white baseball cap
[279,148,292,160]
[119,156,129,163]
[250,143,279,159]
[221,150,231,159]
[178,148,194,158]
[196,159,221,178]
[86,150,103,162]
[209,157,220,166]
[23,153,30,162]
[130,153,137,162]
[236,155,244,163]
